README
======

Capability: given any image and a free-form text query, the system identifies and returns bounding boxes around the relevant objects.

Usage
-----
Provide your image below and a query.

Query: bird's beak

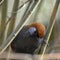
[37,38,46,44]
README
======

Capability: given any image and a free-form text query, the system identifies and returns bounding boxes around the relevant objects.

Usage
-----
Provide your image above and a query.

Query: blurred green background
[0,0,60,59]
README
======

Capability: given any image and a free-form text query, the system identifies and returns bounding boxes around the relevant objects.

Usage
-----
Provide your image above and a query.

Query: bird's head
[27,22,46,38]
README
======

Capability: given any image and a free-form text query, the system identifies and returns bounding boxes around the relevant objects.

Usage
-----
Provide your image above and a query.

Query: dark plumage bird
[11,22,46,54]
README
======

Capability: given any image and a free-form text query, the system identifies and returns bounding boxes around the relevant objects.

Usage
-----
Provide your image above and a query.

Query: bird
[11,22,46,54]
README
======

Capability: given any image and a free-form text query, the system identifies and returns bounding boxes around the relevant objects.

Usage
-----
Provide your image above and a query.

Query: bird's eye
[28,27,38,36]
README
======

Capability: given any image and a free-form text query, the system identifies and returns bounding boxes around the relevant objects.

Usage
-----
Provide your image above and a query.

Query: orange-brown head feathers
[28,22,46,38]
